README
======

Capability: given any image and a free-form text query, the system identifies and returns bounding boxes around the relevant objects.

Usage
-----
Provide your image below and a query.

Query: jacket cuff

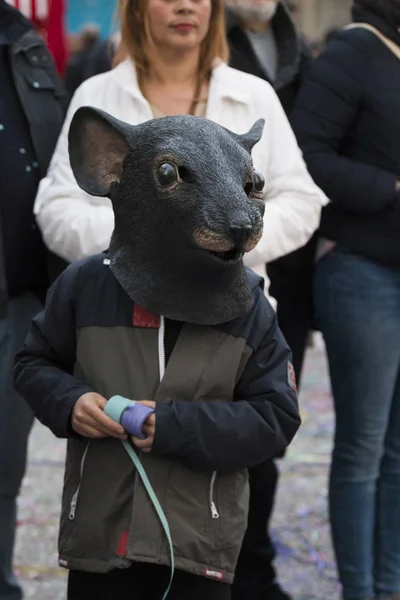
[152,402,190,458]
[44,383,93,438]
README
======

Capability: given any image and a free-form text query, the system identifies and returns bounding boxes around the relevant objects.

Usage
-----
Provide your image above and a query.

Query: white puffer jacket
[34,59,328,275]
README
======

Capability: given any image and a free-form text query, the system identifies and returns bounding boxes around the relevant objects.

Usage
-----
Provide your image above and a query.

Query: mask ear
[236,119,265,153]
[68,106,131,197]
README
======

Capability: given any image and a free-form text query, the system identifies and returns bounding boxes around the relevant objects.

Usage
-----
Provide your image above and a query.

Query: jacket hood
[226,0,303,89]
[353,0,400,44]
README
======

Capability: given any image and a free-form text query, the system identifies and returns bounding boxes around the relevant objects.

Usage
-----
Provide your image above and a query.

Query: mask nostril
[229,224,253,246]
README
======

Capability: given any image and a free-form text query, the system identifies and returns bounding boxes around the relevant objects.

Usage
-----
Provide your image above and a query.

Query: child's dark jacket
[13,253,300,583]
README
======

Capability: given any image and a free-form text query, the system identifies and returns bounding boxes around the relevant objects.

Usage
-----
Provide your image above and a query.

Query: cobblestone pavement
[14,337,340,600]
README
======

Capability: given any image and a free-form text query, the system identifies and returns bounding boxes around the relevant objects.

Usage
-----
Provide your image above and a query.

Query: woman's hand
[131,400,156,453]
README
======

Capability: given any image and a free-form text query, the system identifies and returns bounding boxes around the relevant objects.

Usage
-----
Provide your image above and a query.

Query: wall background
[290,0,352,40]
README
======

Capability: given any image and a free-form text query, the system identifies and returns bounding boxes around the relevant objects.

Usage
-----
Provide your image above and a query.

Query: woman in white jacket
[34,0,326,272]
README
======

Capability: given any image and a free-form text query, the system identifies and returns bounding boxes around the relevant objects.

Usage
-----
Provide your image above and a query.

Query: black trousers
[233,270,313,598]
[68,563,231,600]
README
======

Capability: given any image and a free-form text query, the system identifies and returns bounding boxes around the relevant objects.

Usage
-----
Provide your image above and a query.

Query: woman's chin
[163,34,203,51]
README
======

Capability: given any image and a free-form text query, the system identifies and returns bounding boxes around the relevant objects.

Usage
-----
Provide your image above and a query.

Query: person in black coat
[225,2,313,599]
[291,1,400,599]
[64,29,118,103]
[0,3,66,599]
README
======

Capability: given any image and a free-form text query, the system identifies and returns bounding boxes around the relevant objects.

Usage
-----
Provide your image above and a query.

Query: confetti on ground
[15,335,340,599]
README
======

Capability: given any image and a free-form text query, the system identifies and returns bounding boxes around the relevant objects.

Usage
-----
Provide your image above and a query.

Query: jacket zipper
[158,315,166,382]
[69,442,90,520]
[159,319,220,520]
[209,471,220,519]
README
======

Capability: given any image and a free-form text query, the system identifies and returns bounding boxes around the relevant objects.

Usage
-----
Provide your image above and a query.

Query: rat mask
[68,108,265,325]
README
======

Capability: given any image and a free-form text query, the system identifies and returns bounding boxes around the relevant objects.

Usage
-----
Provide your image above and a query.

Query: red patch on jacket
[133,305,160,328]
[288,361,297,392]
[116,531,129,557]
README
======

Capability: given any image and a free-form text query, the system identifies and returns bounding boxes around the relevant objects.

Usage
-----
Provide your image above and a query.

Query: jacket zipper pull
[210,501,220,519]
[209,471,220,519]
[69,491,78,520]
[158,316,166,382]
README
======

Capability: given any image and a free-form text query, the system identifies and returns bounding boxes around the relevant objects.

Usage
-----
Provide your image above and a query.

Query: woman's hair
[114,0,229,86]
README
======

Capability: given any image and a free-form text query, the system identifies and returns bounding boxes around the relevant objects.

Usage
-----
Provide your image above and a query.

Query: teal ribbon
[105,395,174,599]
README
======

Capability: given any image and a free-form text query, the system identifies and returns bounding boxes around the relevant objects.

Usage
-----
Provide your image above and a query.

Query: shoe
[265,582,292,600]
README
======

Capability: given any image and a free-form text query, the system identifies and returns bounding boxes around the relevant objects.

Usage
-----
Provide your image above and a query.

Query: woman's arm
[34,80,115,262]
[244,83,328,268]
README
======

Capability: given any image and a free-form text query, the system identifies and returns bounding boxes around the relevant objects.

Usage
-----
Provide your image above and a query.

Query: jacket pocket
[59,438,134,567]
[22,49,65,99]
[68,442,90,520]
[209,469,249,551]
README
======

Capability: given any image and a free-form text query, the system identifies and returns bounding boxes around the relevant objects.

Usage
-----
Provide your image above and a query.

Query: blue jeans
[0,294,42,600]
[314,246,400,600]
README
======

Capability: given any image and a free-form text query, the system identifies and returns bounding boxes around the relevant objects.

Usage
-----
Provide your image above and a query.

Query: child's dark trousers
[68,563,231,600]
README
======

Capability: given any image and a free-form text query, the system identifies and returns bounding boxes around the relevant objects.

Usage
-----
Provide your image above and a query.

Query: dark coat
[0,3,66,315]
[64,38,115,102]
[291,0,400,266]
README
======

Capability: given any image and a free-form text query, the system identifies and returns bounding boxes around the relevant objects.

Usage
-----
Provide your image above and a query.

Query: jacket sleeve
[13,265,93,438]
[290,30,399,214]
[152,294,300,472]
[244,81,328,268]
[34,80,115,262]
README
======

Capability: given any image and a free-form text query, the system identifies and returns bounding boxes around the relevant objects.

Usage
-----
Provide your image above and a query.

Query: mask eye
[157,163,178,186]
[252,170,265,193]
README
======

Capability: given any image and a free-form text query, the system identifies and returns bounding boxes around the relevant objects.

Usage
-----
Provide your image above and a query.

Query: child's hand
[72,392,128,440]
[131,400,156,453]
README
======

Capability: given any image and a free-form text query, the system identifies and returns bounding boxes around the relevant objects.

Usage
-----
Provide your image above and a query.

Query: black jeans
[68,564,231,600]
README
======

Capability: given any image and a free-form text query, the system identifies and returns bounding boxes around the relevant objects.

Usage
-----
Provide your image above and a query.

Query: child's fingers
[81,414,127,439]
[142,423,154,435]
[132,435,153,449]
[145,414,156,427]
[73,423,108,439]
[88,405,126,438]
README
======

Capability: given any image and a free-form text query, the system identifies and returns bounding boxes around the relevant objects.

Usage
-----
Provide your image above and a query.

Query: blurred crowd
[1,1,400,600]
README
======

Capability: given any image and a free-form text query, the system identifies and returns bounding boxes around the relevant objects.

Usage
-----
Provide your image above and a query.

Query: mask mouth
[193,224,261,263]
[208,247,244,262]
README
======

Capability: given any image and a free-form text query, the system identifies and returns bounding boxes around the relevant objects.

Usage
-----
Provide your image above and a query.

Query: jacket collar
[111,59,251,106]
